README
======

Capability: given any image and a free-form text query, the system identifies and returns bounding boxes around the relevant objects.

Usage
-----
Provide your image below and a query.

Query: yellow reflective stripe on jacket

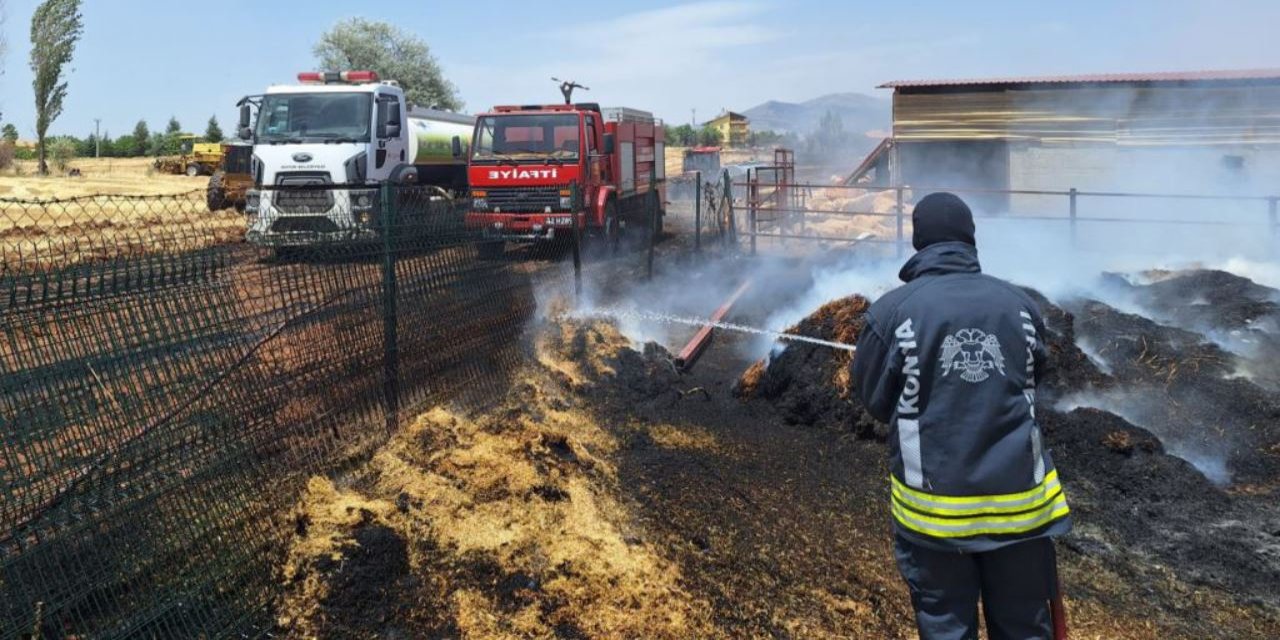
[892,494,1070,538]
[891,469,1062,517]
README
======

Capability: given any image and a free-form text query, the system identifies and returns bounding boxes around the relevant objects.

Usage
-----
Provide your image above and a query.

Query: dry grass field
[0,157,205,200]
[0,158,243,272]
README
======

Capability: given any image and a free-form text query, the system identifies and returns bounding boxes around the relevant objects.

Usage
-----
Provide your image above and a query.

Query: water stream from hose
[568,307,857,353]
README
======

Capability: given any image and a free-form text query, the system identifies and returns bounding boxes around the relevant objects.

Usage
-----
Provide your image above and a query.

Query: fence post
[647,174,657,281]
[572,183,582,296]
[694,171,702,253]
[895,186,905,259]
[1069,188,1079,248]
[749,169,758,256]
[380,183,399,433]
[724,169,736,249]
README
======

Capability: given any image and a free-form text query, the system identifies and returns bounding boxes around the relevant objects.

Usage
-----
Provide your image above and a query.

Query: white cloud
[453,1,784,122]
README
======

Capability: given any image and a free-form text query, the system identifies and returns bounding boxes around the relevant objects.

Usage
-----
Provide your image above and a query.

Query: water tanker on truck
[237,71,474,248]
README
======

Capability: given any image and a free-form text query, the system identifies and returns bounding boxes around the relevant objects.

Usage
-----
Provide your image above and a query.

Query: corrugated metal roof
[879,68,1280,89]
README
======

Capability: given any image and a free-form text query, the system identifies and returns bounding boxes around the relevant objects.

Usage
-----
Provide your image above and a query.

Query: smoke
[532,248,832,353]
[755,255,899,354]
[1074,336,1114,376]
[528,83,1278,494]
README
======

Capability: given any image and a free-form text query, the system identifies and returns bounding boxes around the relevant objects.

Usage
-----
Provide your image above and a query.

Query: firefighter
[851,192,1070,640]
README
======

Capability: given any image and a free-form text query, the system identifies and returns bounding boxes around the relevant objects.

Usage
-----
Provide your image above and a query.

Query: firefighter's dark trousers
[894,535,1058,640]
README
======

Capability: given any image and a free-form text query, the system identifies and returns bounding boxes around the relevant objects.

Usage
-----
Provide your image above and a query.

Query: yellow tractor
[154,134,224,176]
[206,143,254,212]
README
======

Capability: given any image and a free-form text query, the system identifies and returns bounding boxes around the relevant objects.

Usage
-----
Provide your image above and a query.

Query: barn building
[853,69,1280,213]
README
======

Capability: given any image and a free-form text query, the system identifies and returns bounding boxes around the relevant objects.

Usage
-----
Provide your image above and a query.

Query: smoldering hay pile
[735,294,881,438]
[275,317,717,638]
[734,268,1280,623]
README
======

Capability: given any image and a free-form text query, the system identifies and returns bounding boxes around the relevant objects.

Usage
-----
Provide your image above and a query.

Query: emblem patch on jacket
[939,329,1006,383]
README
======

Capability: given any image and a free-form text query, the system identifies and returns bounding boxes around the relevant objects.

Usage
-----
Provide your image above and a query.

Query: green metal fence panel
[1,186,533,638]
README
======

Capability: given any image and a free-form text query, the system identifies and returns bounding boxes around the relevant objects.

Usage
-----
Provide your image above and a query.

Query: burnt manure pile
[734,295,883,438]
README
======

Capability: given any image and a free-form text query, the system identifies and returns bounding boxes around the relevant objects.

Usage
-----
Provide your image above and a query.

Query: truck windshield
[256,93,372,143]
[472,114,580,162]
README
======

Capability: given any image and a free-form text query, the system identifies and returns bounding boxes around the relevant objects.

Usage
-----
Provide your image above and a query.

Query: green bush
[50,137,78,171]
[0,142,16,171]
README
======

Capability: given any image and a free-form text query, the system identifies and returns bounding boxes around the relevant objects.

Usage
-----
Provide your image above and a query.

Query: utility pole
[691,108,696,128]
[94,118,101,158]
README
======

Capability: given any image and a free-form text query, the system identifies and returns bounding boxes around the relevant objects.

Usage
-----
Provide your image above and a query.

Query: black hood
[899,241,982,282]
[913,192,975,250]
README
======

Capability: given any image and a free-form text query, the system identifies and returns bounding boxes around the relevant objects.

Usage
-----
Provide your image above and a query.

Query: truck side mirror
[603,133,615,155]
[238,103,252,140]
[385,101,402,138]
[451,136,463,158]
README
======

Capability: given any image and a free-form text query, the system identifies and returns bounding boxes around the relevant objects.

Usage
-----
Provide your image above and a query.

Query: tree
[111,134,136,158]
[1,123,17,144]
[697,125,723,147]
[97,129,111,156]
[751,129,785,148]
[667,124,696,147]
[148,132,170,157]
[205,115,223,143]
[810,109,849,157]
[49,136,75,171]
[0,142,14,172]
[29,0,83,175]
[166,116,181,135]
[314,18,461,111]
[77,130,95,156]
[131,120,150,156]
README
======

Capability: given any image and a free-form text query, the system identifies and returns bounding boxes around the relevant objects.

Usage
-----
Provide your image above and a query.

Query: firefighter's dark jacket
[852,241,1072,552]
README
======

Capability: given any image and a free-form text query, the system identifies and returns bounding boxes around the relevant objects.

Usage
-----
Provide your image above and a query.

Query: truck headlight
[354,193,372,208]
[246,192,260,214]
[559,196,572,209]
[473,198,489,211]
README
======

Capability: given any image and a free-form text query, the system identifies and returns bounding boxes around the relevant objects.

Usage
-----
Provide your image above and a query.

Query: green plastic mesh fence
[1,186,534,638]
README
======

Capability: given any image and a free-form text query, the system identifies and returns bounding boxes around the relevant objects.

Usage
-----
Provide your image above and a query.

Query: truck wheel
[206,171,228,211]
[186,164,201,177]
[477,241,505,260]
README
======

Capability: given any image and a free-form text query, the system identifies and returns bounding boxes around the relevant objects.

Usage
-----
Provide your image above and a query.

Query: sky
[0,0,1276,140]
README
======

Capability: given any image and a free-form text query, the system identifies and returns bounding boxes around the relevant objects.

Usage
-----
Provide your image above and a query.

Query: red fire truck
[465,101,666,256]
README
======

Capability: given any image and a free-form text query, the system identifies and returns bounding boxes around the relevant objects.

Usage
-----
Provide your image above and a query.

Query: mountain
[741,92,890,137]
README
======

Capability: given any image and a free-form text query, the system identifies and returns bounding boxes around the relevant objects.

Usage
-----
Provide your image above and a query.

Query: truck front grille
[270,217,339,234]
[274,172,334,214]
[485,187,562,213]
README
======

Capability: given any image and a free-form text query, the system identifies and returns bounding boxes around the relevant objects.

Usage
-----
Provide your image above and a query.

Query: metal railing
[732,176,1280,258]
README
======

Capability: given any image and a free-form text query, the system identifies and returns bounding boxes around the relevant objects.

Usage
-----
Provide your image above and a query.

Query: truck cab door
[374,93,408,180]
[584,115,604,203]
